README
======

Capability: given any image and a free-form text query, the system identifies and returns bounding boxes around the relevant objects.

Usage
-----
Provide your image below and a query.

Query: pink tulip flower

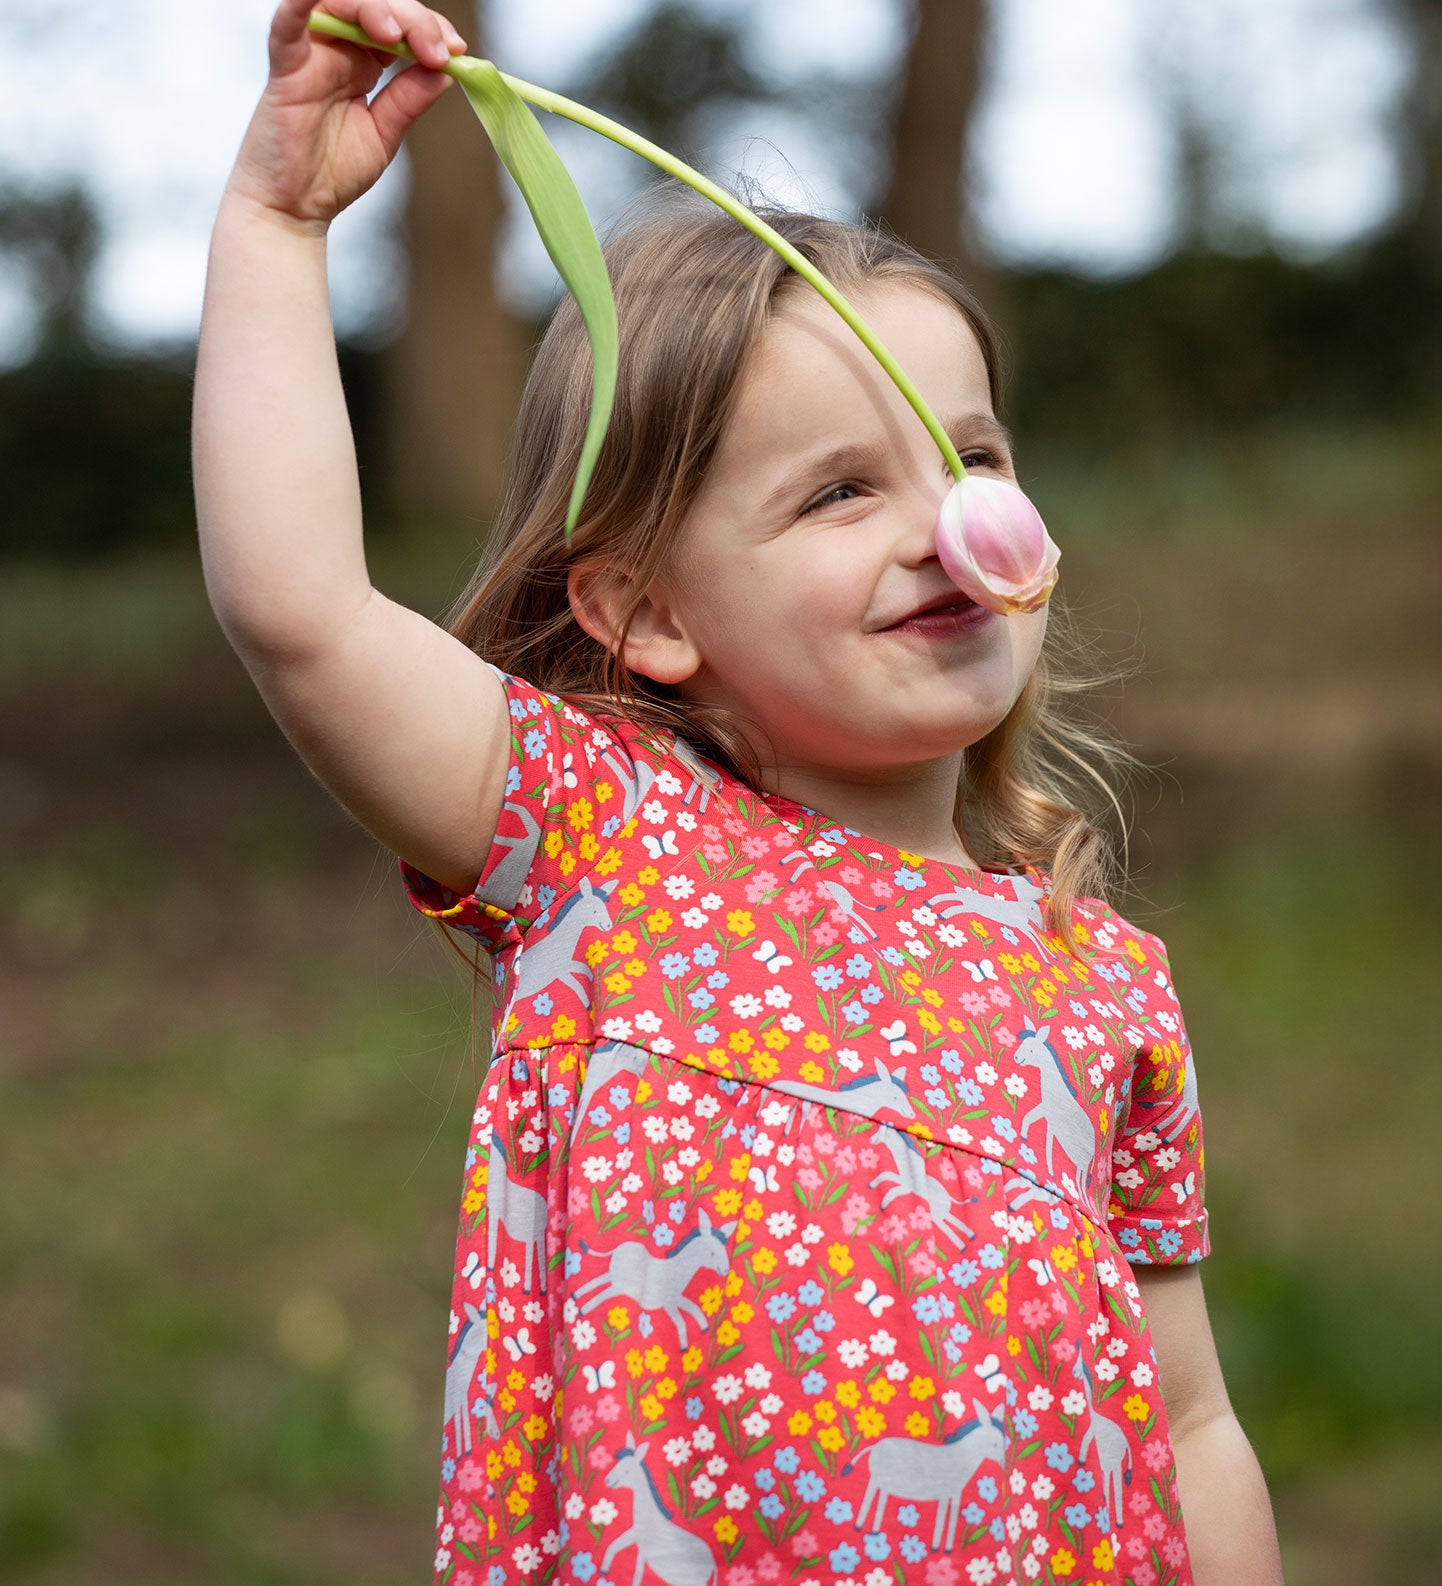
[935,475,1061,615]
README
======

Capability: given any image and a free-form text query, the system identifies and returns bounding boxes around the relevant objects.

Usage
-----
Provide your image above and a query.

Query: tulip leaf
[456,60,617,537]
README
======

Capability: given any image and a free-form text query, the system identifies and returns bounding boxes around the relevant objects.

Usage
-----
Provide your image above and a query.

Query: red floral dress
[401,671,1209,1586]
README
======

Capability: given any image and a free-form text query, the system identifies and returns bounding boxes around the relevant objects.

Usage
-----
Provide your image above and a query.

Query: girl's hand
[227,0,468,230]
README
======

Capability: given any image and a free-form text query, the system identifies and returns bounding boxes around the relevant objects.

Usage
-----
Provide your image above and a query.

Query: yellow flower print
[818,1425,845,1452]
[1006,1336,1021,1356]
[1123,1394,1150,1422]
[814,1400,837,1424]
[713,1188,742,1218]
[498,1387,516,1413]
[716,1320,739,1347]
[636,1079,652,1103]
[604,972,631,994]
[1021,952,1041,972]
[714,1517,738,1545]
[969,921,992,941]
[948,1017,967,1035]
[803,1031,830,1053]
[788,1410,813,1435]
[501,1440,521,1468]
[621,1347,644,1377]
[725,1271,744,1297]
[699,1286,724,1319]
[656,1378,678,1401]
[611,929,638,955]
[505,1490,529,1516]
[1050,1244,1077,1273]
[624,959,647,977]
[595,780,614,804]
[643,1345,668,1373]
[729,1154,752,1182]
[552,1015,577,1040]
[618,883,645,908]
[985,1291,1007,1316]
[835,1382,861,1409]
[523,1413,547,1440]
[909,1377,936,1400]
[763,1029,791,1051]
[732,1300,754,1324]
[640,1393,663,1421]
[827,1243,854,1276]
[1078,1229,1094,1258]
[920,987,943,1008]
[544,830,564,860]
[645,909,672,933]
[798,1060,825,1083]
[1049,1548,1076,1577]
[637,865,660,885]
[558,851,576,877]
[725,909,755,937]
[855,1406,885,1438]
[904,1411,930,1437]
[1050,961,1070,984]
[749,1052,780,1080]
[1034,989,1054,1011]
[578,833,599,861]
[1124,937,1146,964]
[1092,1541,1116,1570]
[596,846,624,877]
[999,952,1022,974]
[897,849,925,866]
[585,940,610,968]
[728,1030,754,1053]
[918,1009,941,1036]
[682,1346,703,1373]
[900,970,922,988]
[752,1248,777,1276]
[485,1449,503,1480]
[462,1189,483,1215]
[568,798,594,832]
[867,1380,895,1404]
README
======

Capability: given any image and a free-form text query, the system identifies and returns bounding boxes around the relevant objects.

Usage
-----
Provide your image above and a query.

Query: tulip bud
[935,475,1060,615]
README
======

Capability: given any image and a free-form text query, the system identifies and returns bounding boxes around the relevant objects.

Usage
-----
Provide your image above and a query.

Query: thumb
[366,62,457,161]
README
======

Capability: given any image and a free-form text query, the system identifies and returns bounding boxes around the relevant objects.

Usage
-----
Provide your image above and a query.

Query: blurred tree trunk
[383,0,522,533]
[877,0,990,289]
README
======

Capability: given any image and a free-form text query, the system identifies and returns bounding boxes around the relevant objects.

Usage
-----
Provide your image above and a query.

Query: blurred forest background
[1,0,1438,1582]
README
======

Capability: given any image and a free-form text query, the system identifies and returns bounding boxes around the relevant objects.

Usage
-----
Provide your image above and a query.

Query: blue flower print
[900,1536,927,1564]
[825,1498,854,1525]
[755,1468,775,1492]
[510,1057,530,1082]
[845,954,871,979]
[860,984,883,1004]
[913,1294,944,1324]
[505,764,521,795]
[759,1494,784,1520]
[1159,1229,1183,1256]
[533,993,554,1016]
[920,1064,941,1085]
[979,1244,1004,1270]
[668,1201,686,1223]
[601,815,622,837]
[797,1281,824,1306]
[830,1545,860,1574]
[614,1122,630,1144]
[801,1370,826,1395]
[766,1292,797,1324]
[774,1446,801,1474]
[949,1321,972,1345]
[693,943,719,967]
[1095,1507,1111,1531]
[660,953,690,979]
[706,969,729,990]
[653,1225,673,1247]
[1065,1503,1089,1528]
[940,1048,963,1072]
[507,696,530,721]
[1050,1207,1070,1230]
[880,946,905,966]
[685,1396,703,1420]
[1073,1469,1095,1492]
[863,1532,890,1561]
[570,1558,596,1584]
[976,1475,999,1502]
[740,1125,756,1149]
[1069,998,1087,1017]
[957,1078,984,1106]
[842,1001,867,1025]
[1014,1410,1037,1438]
[536,884,557,911]
[795,1328,822,1356]
[963,1503,985,1524]
[589,1107,610,1128]
[812,1309,836,1333]
[693,1024,717,1044]
[894,868,925,890]
[925,1088,948,1109]
[442,1457,456,1481]
[813,965,844,992]
[638,1312,652,1337]
[950,1260,979,1287]
[989,1517,1007,1542]
[464,1146,478,1169]
[796,1470,826,1502]
[990,1115,1016,1141]
[1044,1442,1073,1472]
[523,727,547,759]
[565,1248,583,1276]
[688,988,715,1010]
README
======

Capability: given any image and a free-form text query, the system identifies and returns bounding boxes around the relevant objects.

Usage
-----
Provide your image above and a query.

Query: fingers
[318,0,466,71]
[367,55,456,159]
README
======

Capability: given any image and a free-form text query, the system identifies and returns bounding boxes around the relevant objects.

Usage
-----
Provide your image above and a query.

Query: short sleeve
[1107,926,1210,1266]
[397,670,655,955]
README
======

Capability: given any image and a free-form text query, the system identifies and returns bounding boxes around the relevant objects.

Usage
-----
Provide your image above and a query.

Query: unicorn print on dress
[488,1128,548,1293]
[602,1431,719,1586]
[573,1208,738,1349]
[508,875,614,1009]
[1073,1349,1133,1525]
[444,1301,498,1458]
[844,1400,1007,1551]
[927,870,1050,955]
[869,1124,975,1249]
[1013,1020,1097,1196]
[769,1057,915,1121]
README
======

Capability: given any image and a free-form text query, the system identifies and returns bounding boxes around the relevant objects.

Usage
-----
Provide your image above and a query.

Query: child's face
[657,281,1049,781]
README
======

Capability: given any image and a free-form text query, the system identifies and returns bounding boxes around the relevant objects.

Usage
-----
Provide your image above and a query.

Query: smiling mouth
[881,593,984,631]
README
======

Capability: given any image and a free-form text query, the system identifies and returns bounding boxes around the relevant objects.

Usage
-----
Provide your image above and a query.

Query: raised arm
[193,0,508,893]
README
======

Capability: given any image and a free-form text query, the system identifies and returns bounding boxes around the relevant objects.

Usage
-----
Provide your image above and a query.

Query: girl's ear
[567,562,702,687]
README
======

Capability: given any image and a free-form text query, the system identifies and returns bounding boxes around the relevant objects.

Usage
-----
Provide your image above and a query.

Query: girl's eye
[958,448,1002,472]
[802,483,860,514]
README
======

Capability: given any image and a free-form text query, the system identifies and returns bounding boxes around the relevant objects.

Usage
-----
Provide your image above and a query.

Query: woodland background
[1,1,1438,1582]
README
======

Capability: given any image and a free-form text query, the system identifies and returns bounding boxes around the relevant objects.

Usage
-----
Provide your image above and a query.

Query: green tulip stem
[306,10,967,482]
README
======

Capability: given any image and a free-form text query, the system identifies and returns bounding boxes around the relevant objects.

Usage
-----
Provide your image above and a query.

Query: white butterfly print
[974,1352,1007,1392]
[749,1164,779,1195]
[642,830,679,860]
[582,1360,617,1392]
[879,1020,916,1057]
[1171,1172,1196,1204]
[963,959,998,983]
[854,1278,895,1317]
[460,1250,484,1290]
[502,1328,537,1360]
[752,940,794,975]
[560,752,579,790]
[1028,1257,1056,1287]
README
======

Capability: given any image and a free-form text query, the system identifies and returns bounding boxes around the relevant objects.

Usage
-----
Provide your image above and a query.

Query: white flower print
[838,1338,869,1368]
[663,1436,690,1465]
[589,1499,617,1525]
[1132,1362,1155,1386]
[743,1362,772,1390]
[681,908,708,929]
[731,993,763,1019]
[1031,1474,1054,1499]
[869,1329,897,1356]
[654,770,683,795]
[700,893,722,910]
[667,1081,693,1106]
[740,1410,770,1437]
[663,874,695,899]
[713,1375,743,1405]
[723,1484,750,1510]
[675,809,696,830]
[1063,1026,1086,1050]
[763,984,792,1008]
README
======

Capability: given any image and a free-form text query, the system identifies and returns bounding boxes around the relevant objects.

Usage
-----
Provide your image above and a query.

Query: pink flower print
[458,1515,485,1542]
[457,1463,486,1492]
[1131,1565,1157,1586]
[589,1445,611,1470]
[1053,1338,1076,1362]
[908,1248,937,1278]
[797,1167,822,1193]
[858,1145,880,1170]
[571,1404,594,1434]
[1020,1299,1049,1328]
[726,1565,755,1586]
[745,870,779,901]
[796,1142,815,1165]
[816,1133,837,1157]
[703,842,729,865]
[742,837,770,861]
[995,1026,1017,1049]
[963,1164,985,1191]
[869,878,895,900]
[723,816,747,837]
[813,922,839,947]
[1050,1287,1069,1317]
[756,1559,783,1583]
[881,1212,909,1242]
[568,1183,589,1216]
[840,1192,871,1234]
[701,824,722,842]
[771,827,794,848]
[783,886,815,913]
[988,985,1010,1009]
[834,1145,857,1175]
[961,991,989,1016]
[908,1203,931,1231]
[595,1394,622,1422]
[839,866,865,885]
[1164,1537,1188,1568]
[1143,1437,1173,1472]
[450,1497,470,1521]
[1125,1535,1150,1562]
[791,1532,818,1558]
[925,1556,959,1586]
[1144,1513,1168,1542]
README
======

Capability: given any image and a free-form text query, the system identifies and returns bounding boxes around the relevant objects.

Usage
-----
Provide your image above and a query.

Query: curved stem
[305,11,966,481]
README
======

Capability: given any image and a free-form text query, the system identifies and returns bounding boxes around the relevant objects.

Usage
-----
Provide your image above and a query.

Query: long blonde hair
[427,194,1144,983]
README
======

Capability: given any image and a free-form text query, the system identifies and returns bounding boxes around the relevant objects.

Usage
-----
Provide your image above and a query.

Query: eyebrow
[755,413,1016,513]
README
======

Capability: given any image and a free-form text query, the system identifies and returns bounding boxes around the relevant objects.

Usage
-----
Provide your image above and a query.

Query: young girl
[194,5,1285,1584]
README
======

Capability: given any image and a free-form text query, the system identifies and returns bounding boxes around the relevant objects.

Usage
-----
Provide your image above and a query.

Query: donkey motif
[574,1208,738,1349]
[488,1128,548,1293]
[927,870,1050,955]
[478,802,542,915]
[602,1431,719,1586]
[779,849,887,940]
[508,875,614,1010]
[770,1056,915,1122]
[869,1125,974,1250]
[444,1301,499,1458]
[1073,1350,1133,1524]
[844,1399,1006,1551]
[1013,1021,1097,1195]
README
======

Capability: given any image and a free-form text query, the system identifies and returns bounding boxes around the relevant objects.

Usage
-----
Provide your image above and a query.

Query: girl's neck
[759,752,978,867]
